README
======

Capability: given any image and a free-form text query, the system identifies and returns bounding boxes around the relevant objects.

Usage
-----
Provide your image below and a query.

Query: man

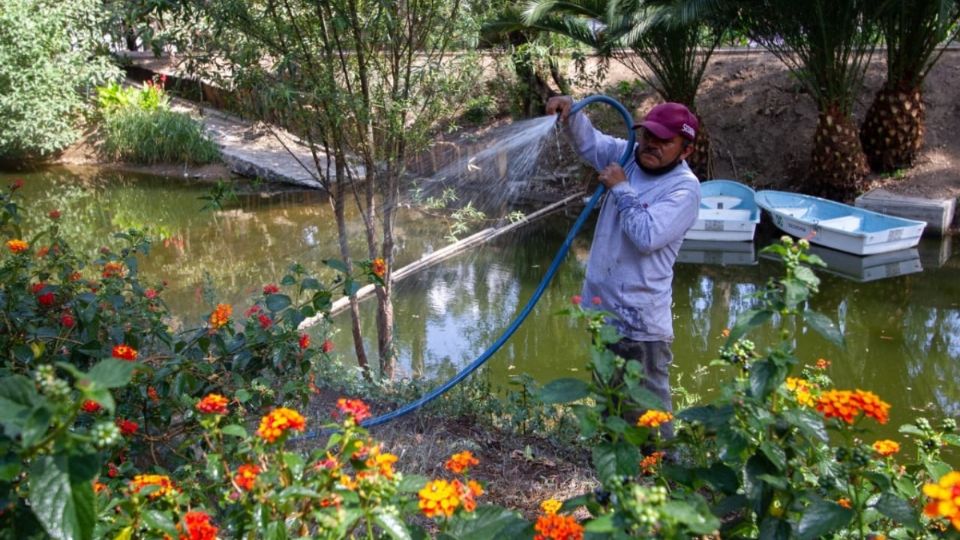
[545,96,701,438]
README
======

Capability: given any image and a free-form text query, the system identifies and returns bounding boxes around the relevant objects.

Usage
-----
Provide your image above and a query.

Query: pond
[8,168,960,444]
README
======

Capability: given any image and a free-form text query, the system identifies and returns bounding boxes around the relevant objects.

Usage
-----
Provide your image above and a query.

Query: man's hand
[598,164,627,188]
[545,95,574,123]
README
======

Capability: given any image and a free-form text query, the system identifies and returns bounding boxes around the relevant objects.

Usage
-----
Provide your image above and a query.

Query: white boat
[677,239,757,266]
[685,180,760,242]
[755,190,926,255]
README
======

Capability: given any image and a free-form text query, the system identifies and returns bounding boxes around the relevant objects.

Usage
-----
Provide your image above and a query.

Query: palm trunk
[810,105,870,200]
[687,118,712,180]
[860,81,925,173]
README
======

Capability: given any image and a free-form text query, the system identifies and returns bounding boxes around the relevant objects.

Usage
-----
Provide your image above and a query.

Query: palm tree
[735,0,882,198]
[519,0,727,179]
[860,0,960,173]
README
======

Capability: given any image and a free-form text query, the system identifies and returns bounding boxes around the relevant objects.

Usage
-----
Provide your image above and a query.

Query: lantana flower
[256,407,306,443]
[112,344,138,361]
[209,303,232,329]
[637,410,673,428]
[196,393,229,415]
[445,451,479,474]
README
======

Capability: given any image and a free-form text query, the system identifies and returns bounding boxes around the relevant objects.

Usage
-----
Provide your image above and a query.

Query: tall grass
[100,108,221,165]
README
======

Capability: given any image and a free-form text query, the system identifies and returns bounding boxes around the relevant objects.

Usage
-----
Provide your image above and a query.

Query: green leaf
[29,454,98,540]
[221,424,247,437]
[759,517,792,540]
[301,278,322,290]
[443,505,530,540]
[797,498,854,540]
[21,406,52,449]
[782,409,828,442]
[0,375,38,436]
[662,499,722,535]
[727,309,772,344]
[539,378,589,405]
[783,279,808,308]
[141,510,178,538]
[584,513,615,532]
[276,486,321,500]
[624,382,668,410]
[760,442,787,471]
[749,359,779,400]
[397,474,428,493]
[282,452,305,476]
[592,441,639,485]
[696,463,739,495]
[803,310,844,348]
[793,265,820,288]
[590,348,617,385]
[324,259,349,273]
[874,492,920,529]
[265,294,292,312]
[925,460,953,482]
[205,453,222,482]
[373,512,411,540]
[677,404,734,429]
[85,359,135,389]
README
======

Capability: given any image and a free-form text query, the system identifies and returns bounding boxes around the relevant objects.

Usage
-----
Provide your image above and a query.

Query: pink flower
[592,296,602,305]
[322,340,334,353]
[48,209,61,220]
[144,288,158,299]
[571,295,582,306]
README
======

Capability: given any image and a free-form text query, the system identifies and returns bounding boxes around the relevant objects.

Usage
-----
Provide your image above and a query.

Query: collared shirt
[568,110,701,341]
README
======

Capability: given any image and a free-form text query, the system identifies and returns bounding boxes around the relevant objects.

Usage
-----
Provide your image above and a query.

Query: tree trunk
[333,162,370,379]
[809,106,869,200]
[686,119,712,181]
[860,82,925,174]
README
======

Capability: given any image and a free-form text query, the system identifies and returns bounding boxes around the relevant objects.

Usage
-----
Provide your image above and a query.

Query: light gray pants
[607,339,674,440]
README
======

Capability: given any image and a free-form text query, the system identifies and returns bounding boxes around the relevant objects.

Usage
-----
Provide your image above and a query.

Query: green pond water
[8,168,960,445]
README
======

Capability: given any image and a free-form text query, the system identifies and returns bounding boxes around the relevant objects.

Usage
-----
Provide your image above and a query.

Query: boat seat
[701,196,742,210]
[817,215,862,231]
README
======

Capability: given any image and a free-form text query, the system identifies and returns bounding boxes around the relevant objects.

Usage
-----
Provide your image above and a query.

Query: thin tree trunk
[333,161,370,379]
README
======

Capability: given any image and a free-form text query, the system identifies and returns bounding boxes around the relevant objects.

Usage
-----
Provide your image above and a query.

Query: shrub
[0,0,120,161]
[96,81,220,165]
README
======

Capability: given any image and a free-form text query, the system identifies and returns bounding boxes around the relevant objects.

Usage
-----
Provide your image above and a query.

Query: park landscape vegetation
[1,0,960,538]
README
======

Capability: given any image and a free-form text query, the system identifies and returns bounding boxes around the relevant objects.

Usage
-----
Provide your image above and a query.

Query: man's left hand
[598,164,626,188]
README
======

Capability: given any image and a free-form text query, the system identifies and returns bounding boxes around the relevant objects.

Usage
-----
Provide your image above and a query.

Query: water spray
[298,95,636,437]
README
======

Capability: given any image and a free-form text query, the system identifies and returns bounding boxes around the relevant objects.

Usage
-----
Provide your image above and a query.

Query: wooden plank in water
[298,191,586,328]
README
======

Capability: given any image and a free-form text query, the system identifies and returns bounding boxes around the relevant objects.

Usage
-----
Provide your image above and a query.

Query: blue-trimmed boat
[755,190,926,255]
[684,180,760,242]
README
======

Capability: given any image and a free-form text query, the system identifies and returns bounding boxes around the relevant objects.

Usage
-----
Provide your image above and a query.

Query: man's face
[635,128,694,170]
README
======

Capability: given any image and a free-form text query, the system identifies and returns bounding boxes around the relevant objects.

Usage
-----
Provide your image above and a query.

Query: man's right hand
[545,95,574,123]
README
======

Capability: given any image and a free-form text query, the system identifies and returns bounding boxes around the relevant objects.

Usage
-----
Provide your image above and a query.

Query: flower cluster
[112,344,138,361]
[6,239,28,254]
[816,389,891,424]
[640,451,665,475]
[336,398,372,423]
[196,394,229,415]
[540,499,562,515]
[116,418,138,436]
[872,439,900,457]
[784,377,815,407]
[445,451,479,474]
[923,471,960,531]
[209,303,232,329]
[234,464,261,491]
[256,407,306,443]
[637,410,673,428]
[534,512,584,540]
[102,262,124,279]
[130,474,176,499]
[180,511,218,540]
[372,258,386,279]
[418,478,483,518]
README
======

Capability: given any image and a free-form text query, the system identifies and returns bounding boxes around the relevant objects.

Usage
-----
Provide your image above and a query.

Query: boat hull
[756,190,926,256]
[684,180,760,242]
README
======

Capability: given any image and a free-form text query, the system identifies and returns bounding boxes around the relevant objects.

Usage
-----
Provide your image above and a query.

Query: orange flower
[6,239,28,253]
[453,479,479,512]
[372,258,386,279]
[815,390,860,424]
[540,499,563,515]
[418,479,460,518]
[93,481,108,494]
[102,262,124,278]
[721,328,731,338]
[256,407,306,443]
[130,474,176,499]
[180,511,218,540]
[336,398,371,423]
[923,470,960,531]
[785,377,815,407]
[445,451,480,474]
[815,358,831,370]
[112,344,138,361]
[209,303,232,329]
[369,451,398,479]
[339,474,358,491]
[196,393,229,415]
[234,464,261,491]
[872,439,901,457]
[837,498,852,509]
[466,479,484,497]
[640,452,665,475]
[637,410,673,428]
[534,513,584,540]
[854,389,890,424]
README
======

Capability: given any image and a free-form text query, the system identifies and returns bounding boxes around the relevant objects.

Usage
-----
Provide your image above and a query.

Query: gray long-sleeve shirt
[568,110,701,342]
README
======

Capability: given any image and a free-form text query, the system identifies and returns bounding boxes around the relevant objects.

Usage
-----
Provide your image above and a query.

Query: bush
[96,81,221,165]
[0,0,120,161]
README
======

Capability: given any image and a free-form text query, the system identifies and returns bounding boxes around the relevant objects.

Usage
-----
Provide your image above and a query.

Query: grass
[99,107,221,165]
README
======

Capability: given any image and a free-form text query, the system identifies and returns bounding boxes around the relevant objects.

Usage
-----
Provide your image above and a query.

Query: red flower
[81,400,102,413]
[11,179,23,190]
[112,344,138,361]
[147,386,159,402]
[234,464,261,491]
[591,296,602,305]
[570,295,582,306]
[299,334,310,350]
[263,284,280,295]
[38,292,55,307]
[372,258,387,279]
[107,463,118,478]
[60,313,75,328]
[144,288,158,299]
[196,393,229,415]
[244,304,261,317]
[322,339,334,354]
[180,511,218,540]
[30,282,46,294]
[116,418,138,436]
[48,209,61,220]
[336,398,371,423]
[257,313,272,329]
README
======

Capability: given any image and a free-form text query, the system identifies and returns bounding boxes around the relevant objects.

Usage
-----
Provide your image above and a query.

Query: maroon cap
[636,102,699,141]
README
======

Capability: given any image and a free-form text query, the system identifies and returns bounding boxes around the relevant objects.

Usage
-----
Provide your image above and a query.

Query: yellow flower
[6,239,28,254]
[540,499,563,515]
[209,303,232,329]
[785,377,815,407]
[130,474,176,499]
[256,407,306,443]
[445,450,479,474]
[637,410,673,428]
[369,451,399,479]
[418,479,460,518]
[923,470,960,531]
[872,439,900,457]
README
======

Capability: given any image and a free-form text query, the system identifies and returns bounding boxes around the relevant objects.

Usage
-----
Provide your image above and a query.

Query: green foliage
[0,0,120,161]
[95,82,219,165]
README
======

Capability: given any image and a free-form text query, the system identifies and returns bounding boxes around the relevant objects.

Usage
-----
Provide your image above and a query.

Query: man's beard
[635,148,684,176]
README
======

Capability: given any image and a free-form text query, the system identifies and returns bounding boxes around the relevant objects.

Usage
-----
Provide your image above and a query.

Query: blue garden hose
[299,95,636,437]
